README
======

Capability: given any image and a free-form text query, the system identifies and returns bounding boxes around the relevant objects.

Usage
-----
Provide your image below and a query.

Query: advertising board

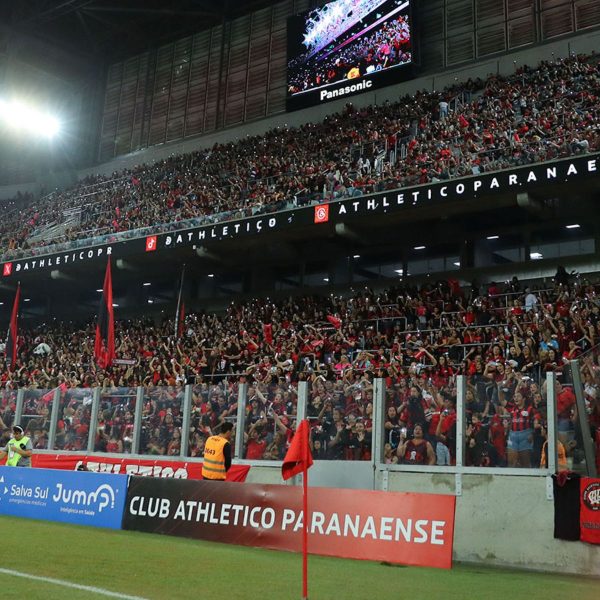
[0,467,127,529]
[123,477,456,568]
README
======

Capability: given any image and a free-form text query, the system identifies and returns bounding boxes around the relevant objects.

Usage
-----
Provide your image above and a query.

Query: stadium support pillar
[460,239,474,269]
[180,384,193,457]
[132,386,144,455]
[87,387,101,454]
[234,382,248,459]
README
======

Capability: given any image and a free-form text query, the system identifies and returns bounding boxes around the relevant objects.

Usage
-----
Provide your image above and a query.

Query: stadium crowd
[1,54,599,262]
[1,270,599,467]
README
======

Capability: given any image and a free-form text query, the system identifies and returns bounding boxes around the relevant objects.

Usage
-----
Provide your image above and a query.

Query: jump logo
[52,482,116,512]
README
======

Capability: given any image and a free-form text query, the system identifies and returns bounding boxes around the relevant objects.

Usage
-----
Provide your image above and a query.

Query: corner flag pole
[281,418,313,599]
[302,461,308,600]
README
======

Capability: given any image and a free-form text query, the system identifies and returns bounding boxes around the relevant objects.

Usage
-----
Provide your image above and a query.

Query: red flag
[262,323,273,344]
[327,315,342,329]
[459,114,469,128]
[5,283,20,367]
[94,258,115,369]
[41,382,68,404]
[282,419,313,480]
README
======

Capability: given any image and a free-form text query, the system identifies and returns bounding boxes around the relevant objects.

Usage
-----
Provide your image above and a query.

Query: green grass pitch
[0,516,597,599]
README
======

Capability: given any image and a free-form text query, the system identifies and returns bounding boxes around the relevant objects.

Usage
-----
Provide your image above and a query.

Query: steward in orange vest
[202,422,234,480]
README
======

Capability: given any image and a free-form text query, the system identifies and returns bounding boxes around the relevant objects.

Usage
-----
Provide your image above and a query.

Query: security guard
[202,422,234,481]
[0,425,33,467]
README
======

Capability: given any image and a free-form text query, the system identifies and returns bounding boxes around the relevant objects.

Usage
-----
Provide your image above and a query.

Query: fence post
[234,382,248,459]
[180,384,193,458]
[87,387,101,454]
[546,371,558,475]
[569,360,597,477]
[132,386,144,456]
[455,375,465,468]
[47,387,61,450]
[297,380,309,423]
[372,378,386,467]
[14,389,24,426]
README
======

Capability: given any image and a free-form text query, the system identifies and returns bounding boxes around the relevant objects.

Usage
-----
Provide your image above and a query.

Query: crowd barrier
[3,365,597,478]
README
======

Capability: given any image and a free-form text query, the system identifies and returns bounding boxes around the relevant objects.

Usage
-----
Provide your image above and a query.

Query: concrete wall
[385,471,600,577]
[241,463,600,576]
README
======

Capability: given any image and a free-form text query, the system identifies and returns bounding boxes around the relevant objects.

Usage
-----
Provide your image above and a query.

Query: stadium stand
[1,270,599,468]
[0,54,599,261]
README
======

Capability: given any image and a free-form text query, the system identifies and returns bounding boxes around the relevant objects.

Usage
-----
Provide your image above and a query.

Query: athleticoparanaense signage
[123,477,456,568]
[2,154,598,277]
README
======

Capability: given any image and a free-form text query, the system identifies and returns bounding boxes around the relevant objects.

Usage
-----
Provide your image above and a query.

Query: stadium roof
[3,0,284,62]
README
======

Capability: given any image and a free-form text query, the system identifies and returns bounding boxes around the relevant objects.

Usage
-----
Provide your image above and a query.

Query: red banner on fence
[31,453,250,482]
[580,477,600,545]
[123,478,456,568]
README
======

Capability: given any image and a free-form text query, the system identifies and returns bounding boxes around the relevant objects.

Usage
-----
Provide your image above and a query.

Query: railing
[3,367,595,478]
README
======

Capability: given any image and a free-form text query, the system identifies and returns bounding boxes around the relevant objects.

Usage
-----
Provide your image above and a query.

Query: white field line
[0,567,149,600]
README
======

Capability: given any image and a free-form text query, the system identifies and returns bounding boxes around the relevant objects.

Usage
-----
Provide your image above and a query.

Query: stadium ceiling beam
[353,267,380,280]
[20,0,96,23]
[81,5,219,19]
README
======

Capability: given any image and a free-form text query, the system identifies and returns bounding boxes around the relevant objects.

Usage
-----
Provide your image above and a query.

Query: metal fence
[3,360,597,478]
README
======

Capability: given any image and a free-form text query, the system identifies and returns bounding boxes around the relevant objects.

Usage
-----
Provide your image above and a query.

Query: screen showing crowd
[287,0,412,99]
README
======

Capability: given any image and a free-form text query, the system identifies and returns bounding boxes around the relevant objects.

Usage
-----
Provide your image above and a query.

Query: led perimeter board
[287,0,415,111]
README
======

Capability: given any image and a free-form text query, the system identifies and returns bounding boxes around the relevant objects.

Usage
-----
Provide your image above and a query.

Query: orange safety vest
[202,435,228,480]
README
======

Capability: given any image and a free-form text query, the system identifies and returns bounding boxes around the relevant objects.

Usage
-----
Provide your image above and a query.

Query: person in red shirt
[244,419,267,460]
[555,381,576,449]
[397,423,435,465]
[503,390,537,468]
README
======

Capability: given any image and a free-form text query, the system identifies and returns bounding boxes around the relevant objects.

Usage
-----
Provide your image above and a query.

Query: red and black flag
[94,258,115,369]
[175,265,186,338]
[5,283,20,367]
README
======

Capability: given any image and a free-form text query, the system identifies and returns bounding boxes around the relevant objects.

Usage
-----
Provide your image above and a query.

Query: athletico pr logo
[582,481,600,511]
[2,263,12,277]
[145,236,157,252]
[314,205,329,224]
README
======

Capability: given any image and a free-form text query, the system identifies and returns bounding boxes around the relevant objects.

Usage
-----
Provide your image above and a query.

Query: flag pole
[302,458,308,600]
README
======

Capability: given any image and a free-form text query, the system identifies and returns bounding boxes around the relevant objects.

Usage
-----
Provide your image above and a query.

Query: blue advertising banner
[0,467,128,529]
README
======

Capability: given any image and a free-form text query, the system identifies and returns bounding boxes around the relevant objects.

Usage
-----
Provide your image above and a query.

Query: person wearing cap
[0,426,33,467]
[201,422,234,481]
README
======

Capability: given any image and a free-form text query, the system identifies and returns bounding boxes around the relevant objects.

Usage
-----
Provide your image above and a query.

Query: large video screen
[287,0,414,111]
